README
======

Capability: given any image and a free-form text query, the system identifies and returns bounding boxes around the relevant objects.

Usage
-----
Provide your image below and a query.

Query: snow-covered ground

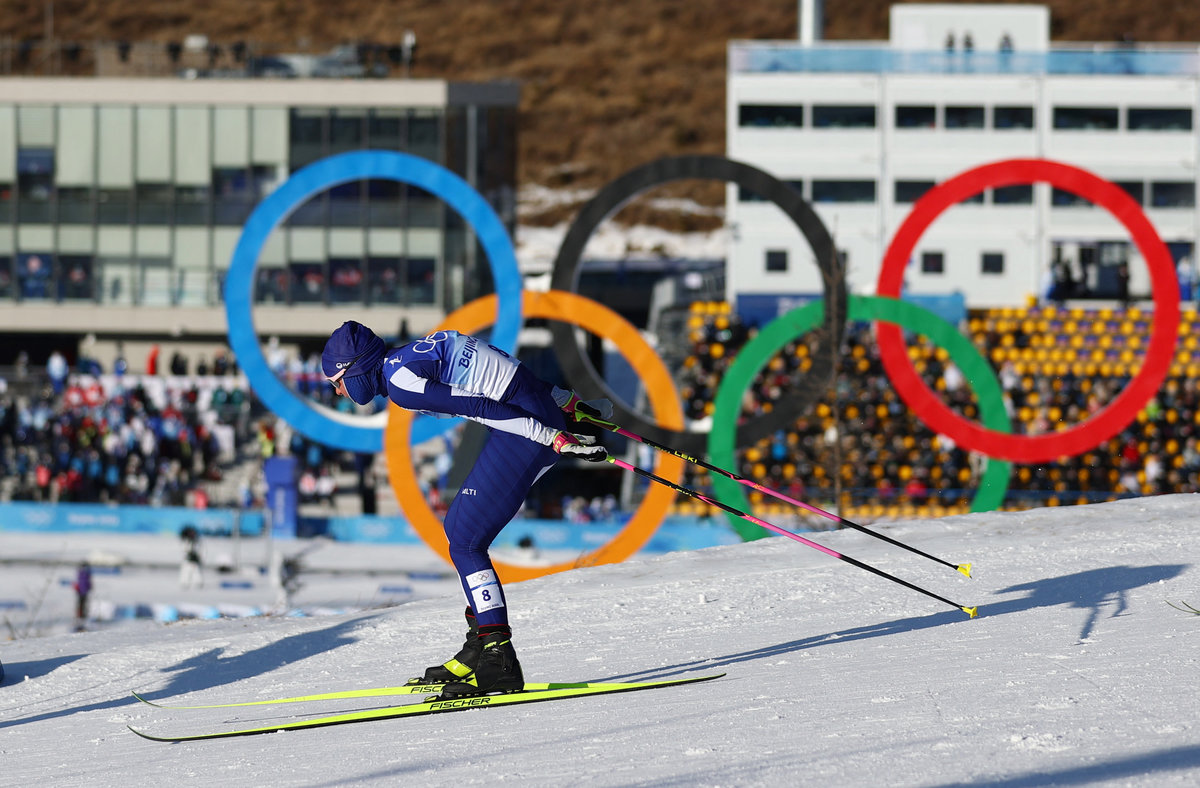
[0,531,464,636]
[2,495,1199,786]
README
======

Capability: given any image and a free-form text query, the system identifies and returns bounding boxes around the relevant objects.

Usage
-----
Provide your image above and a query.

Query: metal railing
[0,37,413,79]
[731,42,1200,77]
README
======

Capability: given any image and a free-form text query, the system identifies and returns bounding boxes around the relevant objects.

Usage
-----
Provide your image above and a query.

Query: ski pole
[607,455,978,618]
[582,412,971,578]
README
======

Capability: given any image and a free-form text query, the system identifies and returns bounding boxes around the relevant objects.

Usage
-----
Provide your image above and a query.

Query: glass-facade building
[0,77,518,346]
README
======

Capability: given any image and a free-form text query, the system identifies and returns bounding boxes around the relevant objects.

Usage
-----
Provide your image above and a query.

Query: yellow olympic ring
[384,290,686,582]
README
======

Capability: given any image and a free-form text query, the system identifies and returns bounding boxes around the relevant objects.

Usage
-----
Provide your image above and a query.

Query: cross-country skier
[321,321,612,696]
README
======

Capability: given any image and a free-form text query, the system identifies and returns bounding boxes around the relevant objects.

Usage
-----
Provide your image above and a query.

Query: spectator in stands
[213,348,231,376]
[47,350,68,395]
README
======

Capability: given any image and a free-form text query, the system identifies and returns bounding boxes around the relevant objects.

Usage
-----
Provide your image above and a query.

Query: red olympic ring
[876,158,1180,463]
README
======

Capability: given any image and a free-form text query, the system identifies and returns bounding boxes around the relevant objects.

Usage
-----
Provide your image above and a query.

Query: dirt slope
[2,0,1196,226]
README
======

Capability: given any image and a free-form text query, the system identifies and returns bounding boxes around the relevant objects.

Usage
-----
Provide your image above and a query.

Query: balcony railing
[731,42,1200,78]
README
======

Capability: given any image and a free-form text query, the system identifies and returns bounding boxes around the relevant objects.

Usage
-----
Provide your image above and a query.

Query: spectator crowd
[4,302,1196,525]
[674,301,1200,521]
[0,344,354,510]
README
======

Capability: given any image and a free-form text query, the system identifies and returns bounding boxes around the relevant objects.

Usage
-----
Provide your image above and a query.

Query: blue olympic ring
[224,150,523,453]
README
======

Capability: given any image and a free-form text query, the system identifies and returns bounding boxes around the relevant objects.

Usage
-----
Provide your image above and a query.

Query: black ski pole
[581,412,971,578]
[607,455,977,618]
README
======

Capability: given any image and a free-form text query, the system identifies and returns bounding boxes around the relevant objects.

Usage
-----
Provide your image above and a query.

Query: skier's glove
[557,390,614,424]
[552,431,608,462]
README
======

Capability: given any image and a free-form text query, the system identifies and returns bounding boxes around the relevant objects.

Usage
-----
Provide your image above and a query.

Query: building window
[17,148,54,224]
[895,180,935,203]
[1150,181,1196,208]
[330,258,366,303]
[329,181,365,226]
[368,257,401,304]
[329,110,365,154]
[365,179,403,226]
[290,262,326,303]
[921,252,944,274]
[992,184,1033,204]
[1127,108,1192,131]
[255,266,289,304]
[1053,107,1118,130]
[740,180,803,202]
[367,110,404,149]
[738,185,765,202]
[981,252,1005,275]
[765,250,788,273]
[96,189,133,224]
[0,256,12,299]
[812,105,876,128]
[408,110,441,161]
[289,108,327,170]
[136,184,173,225]
[0,183,13,223]
[407,183,440,228]
[895,105,936,128]
[738,104,804,128]
[213,168,257,226]
[812,179,875,203]
[176,186,211,225]
[57,187,94,224]
[17,253,53,300]
[993,106,1034,129]
[945,106,985,129]
[139,261,174,307]
[406,256,437,303]
[58,256,94,301]
[1052,188,1093,208]
[1114,181,1145,206]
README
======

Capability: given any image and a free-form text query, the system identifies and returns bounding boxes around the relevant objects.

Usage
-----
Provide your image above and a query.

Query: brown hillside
[2,0,1198,228]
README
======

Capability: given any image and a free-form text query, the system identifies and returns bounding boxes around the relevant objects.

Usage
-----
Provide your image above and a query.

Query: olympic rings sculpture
[707,295,1013,540]
[548,155,847,454]
[384,290,686,582]
[224,153,1179,577]
[225,150,524,454]
[875,159,1179,463]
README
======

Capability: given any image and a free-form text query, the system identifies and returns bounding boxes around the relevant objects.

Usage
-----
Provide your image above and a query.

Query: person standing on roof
[321,321,612,697]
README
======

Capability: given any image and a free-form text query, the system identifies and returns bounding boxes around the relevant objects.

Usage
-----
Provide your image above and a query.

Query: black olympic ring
[548,155,847,453]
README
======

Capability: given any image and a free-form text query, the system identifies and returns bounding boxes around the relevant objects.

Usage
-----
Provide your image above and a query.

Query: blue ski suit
[381,331,569,627]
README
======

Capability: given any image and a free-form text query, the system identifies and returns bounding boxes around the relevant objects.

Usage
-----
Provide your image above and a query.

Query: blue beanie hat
[322,321,386,381]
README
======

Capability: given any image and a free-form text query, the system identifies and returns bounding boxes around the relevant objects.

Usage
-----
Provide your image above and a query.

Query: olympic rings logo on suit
[410,331,451,354]
[223,152,1178,580]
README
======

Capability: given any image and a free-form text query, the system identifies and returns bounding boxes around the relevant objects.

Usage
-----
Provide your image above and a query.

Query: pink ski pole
[580,413,971,578]
[607,455,977,618]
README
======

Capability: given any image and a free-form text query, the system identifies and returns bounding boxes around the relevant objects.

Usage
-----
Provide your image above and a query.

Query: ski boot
[440,625,524,698]
[412,607,481,684]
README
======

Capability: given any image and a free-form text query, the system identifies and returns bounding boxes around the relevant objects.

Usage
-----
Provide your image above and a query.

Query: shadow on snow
[0,616,374,730]
[605,563,1187,681]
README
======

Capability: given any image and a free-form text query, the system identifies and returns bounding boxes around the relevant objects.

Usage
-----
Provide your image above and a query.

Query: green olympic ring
[708,295,1012,540]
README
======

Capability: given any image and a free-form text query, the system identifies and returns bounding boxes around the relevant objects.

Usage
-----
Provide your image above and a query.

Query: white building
[727,3,1200,320]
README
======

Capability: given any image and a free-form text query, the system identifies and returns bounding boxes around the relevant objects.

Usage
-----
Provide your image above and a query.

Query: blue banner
[263,456,299,539]
[0,502,264,537]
